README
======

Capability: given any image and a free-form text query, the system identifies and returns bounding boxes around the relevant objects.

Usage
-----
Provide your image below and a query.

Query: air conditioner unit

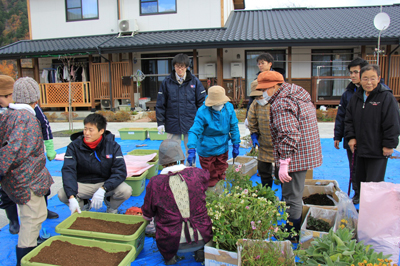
[101,99,120,110]
[118,19,139,37]
[205,63,216,78]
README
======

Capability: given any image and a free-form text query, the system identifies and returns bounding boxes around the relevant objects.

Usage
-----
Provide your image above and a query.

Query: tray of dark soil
[302,193,335,206]
[68,217,143,235]
[55,211,148,261]
[21,235,135,266]
[306,216,331,232]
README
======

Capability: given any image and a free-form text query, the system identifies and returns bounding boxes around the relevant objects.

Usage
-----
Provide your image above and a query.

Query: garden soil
[302,193,335,206]
[30,240,129,266]
[68,217,143,235]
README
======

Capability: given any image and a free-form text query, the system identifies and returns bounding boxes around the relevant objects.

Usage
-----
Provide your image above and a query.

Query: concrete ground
[0,121,397,229]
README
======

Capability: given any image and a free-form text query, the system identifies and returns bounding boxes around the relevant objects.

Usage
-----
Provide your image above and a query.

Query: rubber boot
[45,195,59,219]
[5,204,20,235]
[285,217,302,243]
[16,246,36,266]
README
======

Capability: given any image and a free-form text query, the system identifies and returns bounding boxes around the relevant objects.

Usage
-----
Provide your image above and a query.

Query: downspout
[387,42,400,87]
[97,36,117,111]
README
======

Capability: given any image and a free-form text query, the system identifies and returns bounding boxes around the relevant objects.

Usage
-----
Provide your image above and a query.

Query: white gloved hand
[244,118,249,129]
[90,187,106,210]
[68,197,81,215]
[157,125,165,135]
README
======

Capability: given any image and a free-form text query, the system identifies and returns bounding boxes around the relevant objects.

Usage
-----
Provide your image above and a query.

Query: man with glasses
[156,54,206,165]
[333,58,368,205]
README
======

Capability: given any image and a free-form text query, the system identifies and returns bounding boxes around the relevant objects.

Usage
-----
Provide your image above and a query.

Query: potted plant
[296,227,394,265]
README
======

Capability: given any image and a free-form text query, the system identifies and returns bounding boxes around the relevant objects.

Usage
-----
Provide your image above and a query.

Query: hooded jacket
[156,70,206,134]
[0,106,53,204]
[334,82,357,150]
[61,131,127,198]
[345,83,400,158]
[269,83,322,172]
[187,102,240,157]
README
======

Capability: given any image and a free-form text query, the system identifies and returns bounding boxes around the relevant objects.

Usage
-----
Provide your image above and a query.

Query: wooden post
[193,49,198,77]
[288,46,292,83]
[129,53,135,110]
[16,59,22,78]
[118,53,123,62]
[361,46,366,58]
[89,55,96,111]
[32,58,40,83]
[217,48,223,86]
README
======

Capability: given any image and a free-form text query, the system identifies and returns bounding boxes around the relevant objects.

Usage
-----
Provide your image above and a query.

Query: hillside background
[0,0,29,78]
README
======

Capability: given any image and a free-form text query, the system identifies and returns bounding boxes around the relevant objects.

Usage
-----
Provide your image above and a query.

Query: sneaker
[81,199,92,211]
[106,207,118,214]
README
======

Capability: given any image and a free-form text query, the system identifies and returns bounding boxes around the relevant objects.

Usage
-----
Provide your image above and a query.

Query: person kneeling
[141,139,212,265]
[58,113,132,214]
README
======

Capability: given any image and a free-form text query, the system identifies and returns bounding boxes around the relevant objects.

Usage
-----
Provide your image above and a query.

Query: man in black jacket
[156,53,206,164]
[345,64,400,188]
[333,58,368,204]
[58,114,131,214]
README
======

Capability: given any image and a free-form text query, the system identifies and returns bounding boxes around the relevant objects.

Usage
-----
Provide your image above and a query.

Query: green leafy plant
[206,164,293,252]
[296,227,393,266]
[237,239,295,266]
[306,216,331,232]
[246,147,258,157]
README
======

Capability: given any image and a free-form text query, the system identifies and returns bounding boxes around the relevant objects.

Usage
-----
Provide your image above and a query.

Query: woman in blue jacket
[187,86,240,188]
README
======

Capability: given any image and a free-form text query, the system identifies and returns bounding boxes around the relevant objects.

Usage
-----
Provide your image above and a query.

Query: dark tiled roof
[0,4,399,59]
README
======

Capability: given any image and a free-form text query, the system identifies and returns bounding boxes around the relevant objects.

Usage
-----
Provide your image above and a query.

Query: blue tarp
[1,138,399,265]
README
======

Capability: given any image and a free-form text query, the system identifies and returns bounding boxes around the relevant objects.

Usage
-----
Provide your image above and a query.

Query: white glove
[244,118,249,129]
[69,197,81,215]
[91,187,106,210]
[157,125,165,135]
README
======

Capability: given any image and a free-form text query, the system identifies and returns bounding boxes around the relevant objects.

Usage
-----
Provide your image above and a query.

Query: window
[66,0,99,21]
[312,49,353,99]
[245,50,286,97]
[140,0,177,15]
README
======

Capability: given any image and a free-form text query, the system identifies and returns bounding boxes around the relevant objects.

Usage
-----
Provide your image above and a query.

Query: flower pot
[227,156,257,177]
[237,239,295,266]
[300,206,337,249]
[204,240,238,266]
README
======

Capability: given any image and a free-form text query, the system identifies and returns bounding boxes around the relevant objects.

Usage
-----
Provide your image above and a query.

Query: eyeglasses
[349,70,360,75]
[174,64,187,69]
[361,77,378,82]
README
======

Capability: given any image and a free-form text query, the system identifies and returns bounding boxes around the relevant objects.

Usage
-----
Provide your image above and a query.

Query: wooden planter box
[227,156,258,177]
[300,206,337,249]
[237,240,295,266]
[205,241,238,266]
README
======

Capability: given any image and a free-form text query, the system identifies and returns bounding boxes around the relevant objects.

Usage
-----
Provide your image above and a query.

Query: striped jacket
[269,83,322,172]
[247,101,274,163]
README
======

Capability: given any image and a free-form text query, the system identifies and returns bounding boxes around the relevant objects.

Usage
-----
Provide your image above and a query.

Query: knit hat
[0,75,15,96]
[159,139,185,165]
[256,71,284,90]
[205,86,230,107]
[13,77,40,104]
[249,80,262,97]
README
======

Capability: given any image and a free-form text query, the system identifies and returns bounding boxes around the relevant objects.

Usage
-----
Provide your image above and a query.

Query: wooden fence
[39,82,91,111]
[366,54,400,97]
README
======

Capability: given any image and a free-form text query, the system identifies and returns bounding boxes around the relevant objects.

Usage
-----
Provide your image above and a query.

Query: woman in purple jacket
[142,139,212,265]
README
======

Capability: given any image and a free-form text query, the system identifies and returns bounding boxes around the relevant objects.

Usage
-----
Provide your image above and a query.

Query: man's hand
[334,140,340,150]
[91,187,106,210]
[279,158,292,183]
[383,147,394,157]
[187,149,196,166]
[157,125,165,135]
[251,133,259,148]
[44,139,57,161]
[68,197,81,215]
[348,139,356,154]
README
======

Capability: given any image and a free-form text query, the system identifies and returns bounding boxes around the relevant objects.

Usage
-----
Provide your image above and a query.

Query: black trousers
[356,157,388,184]
[0,186,51,209]
[346,149,358,195]
[258,160,273,188]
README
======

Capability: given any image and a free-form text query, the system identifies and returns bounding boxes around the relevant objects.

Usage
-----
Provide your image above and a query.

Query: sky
[245,0,399,9]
